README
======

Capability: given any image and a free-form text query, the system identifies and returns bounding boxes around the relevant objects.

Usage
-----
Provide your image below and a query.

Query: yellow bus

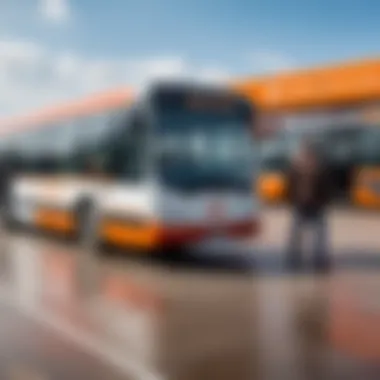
[0,81,260,254]
[234,58,380,209]
[257,120,380,208]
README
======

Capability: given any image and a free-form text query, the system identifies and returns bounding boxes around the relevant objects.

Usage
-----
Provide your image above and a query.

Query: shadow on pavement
[104,245,380,277]
[6,226,380,276]
[249,248,380,275]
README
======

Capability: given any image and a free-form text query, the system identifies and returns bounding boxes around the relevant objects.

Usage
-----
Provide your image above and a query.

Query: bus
[257,135,290,202]
[257,121,380,208]
[0,81,259,254]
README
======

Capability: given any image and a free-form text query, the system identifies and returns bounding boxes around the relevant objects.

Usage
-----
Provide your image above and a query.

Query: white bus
[0,82,259,254]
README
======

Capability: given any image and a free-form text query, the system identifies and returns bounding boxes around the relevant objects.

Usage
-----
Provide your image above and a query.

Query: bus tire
[159,245,188,263]
[1,197,17,232]
[74,199,98,249]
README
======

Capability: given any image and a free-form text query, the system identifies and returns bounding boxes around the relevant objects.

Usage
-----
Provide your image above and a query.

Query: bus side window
[69,115,97,174]
[105,109,148,181]
[20,128,44,174]
[124,111,149,180]
[8,135,24,173]
[33,125,60,174]
[0,141,5,165]
[357,129,380,165]
[71,111,115,176]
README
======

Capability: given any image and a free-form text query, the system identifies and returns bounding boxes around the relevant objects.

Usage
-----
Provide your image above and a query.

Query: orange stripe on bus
[35,209,75,232]
[34,206,158,249]
[352,187,380,208]
[352,167,380,208]
[257,172,287,202]
[100,220,159,250]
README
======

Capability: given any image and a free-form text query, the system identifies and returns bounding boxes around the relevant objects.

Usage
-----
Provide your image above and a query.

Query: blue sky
[0,0,379,115]
[4,0,380,71]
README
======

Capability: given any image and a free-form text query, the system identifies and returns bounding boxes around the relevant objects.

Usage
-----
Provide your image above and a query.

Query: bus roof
[0,87,134,136]
[0,80,250,137]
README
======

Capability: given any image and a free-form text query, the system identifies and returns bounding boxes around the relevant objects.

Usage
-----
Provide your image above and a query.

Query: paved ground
[0,302,129,380]
[258,206,380,254]
[253,206,380,271]
[0,207,379,380]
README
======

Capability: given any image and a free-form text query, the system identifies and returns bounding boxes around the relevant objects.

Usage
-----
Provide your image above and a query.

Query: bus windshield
[355,126,380,165]
[155,88,255,192]
[313,127,362,165]
[261,123,380,169]
[260,137,290,171]
[298,125,380,166]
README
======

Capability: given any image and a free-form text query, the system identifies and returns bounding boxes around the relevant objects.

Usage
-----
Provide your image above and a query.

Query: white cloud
[249,50,296,74]
[0,38,230,117]
[0,39,43,64]
[198,67,230,83]
[39,0,71,24]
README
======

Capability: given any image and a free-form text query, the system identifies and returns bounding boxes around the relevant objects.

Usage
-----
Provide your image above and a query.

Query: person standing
[285,139,333,272]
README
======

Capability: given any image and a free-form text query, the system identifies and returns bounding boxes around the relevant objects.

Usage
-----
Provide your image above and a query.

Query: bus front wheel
[74,200,99,249]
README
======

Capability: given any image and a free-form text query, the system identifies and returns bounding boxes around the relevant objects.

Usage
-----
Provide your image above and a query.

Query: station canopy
[233,59,380,111]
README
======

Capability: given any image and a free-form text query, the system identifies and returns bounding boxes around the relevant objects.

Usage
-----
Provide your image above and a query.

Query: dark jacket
[286,160,333,213]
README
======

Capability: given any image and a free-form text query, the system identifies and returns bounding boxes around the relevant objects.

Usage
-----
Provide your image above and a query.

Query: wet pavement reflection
[0,229,380,379]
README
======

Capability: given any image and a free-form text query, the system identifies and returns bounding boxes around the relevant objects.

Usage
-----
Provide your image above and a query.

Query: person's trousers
[286,209,330,269]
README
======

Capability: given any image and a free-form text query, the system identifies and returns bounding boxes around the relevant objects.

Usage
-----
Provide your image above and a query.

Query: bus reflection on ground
[1,236,162,380]
[1,233,380,380]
